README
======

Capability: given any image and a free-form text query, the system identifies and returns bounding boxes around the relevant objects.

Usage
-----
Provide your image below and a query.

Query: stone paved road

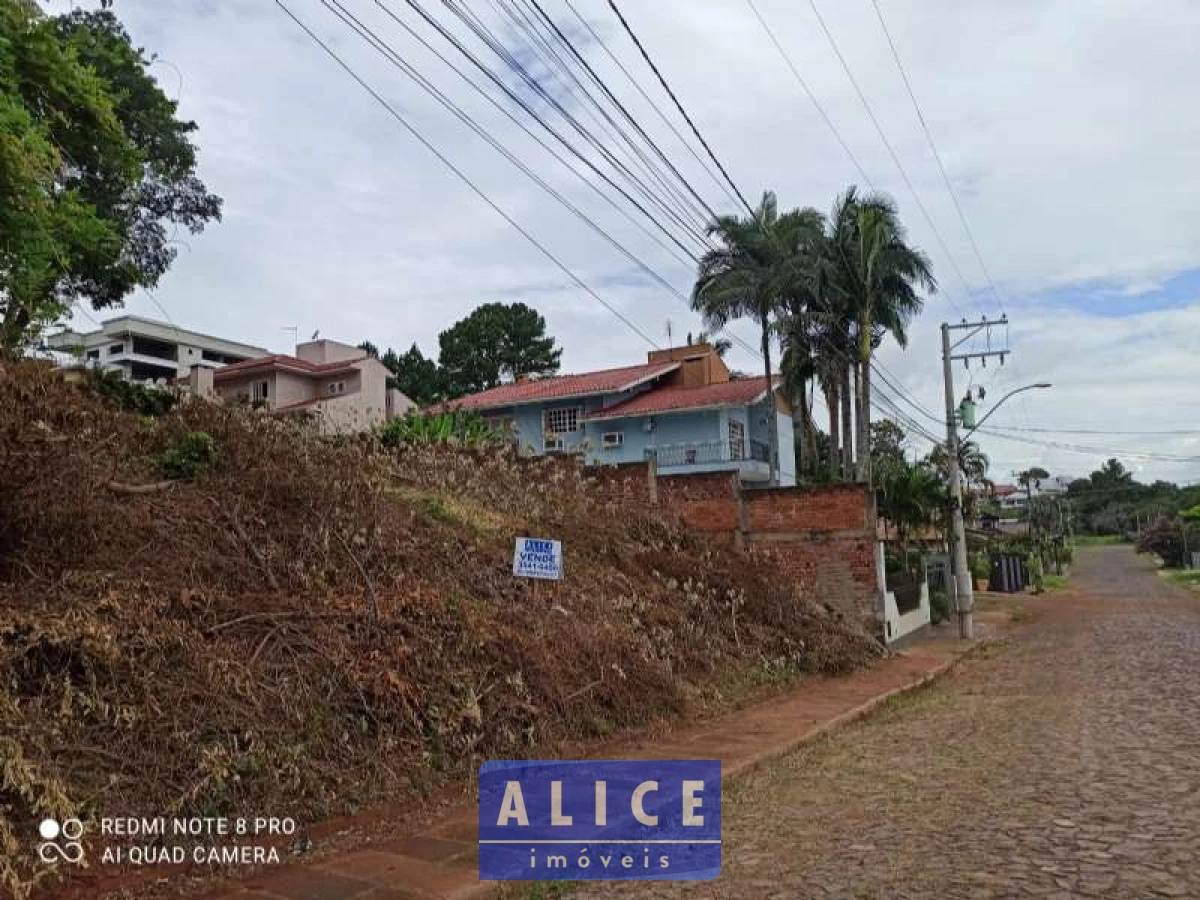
[576,547,1200,899]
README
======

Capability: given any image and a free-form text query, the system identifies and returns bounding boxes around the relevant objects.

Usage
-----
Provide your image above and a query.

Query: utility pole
[942,316,1011,640]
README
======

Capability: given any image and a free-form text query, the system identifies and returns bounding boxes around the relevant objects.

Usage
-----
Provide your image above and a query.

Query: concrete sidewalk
[212,637,971,900]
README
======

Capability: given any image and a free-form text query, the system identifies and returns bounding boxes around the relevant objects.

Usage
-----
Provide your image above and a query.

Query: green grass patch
[1042,574,1069,591]
[1073,534,1128,547]
[1165,569,1200,590]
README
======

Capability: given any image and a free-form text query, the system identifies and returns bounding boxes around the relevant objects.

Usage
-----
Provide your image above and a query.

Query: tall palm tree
[826,188,936,485]
[693,192,822,484]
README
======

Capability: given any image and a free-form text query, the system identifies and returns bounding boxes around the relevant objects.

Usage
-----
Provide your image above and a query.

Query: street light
[963,383,1052,441]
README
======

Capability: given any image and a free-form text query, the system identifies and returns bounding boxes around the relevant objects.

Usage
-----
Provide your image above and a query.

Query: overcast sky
[48,0,1200,484]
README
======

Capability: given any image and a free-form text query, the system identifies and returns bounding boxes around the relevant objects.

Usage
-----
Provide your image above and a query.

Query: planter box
[975,577,990,592]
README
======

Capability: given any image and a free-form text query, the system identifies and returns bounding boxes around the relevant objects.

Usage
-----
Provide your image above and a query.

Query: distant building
[46,315,268,382]
[198,338,415,435]
[445,344,797,486]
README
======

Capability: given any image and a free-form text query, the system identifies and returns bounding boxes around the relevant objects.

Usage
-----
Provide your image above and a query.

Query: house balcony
[650,438,771,481]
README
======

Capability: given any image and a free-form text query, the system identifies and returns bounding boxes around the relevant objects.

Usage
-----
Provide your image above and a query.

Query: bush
[929,588,949,625]
[87,368,179,417]
[377,409,507,449]
[969,553,990,581]
[1135,517,1198,569]
[159,431,218,480]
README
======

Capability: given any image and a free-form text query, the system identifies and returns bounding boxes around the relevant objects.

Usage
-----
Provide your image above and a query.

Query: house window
[252,380,269,403]
[327,381,346,395]
[85,349,99,361]
[544,406,581,435]
[601,431,624,449]
[728,420,746,460]
[544,436,565,453]
[109,343,124,355]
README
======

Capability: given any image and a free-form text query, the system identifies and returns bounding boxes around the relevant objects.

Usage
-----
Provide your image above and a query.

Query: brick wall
[585,461,880,622]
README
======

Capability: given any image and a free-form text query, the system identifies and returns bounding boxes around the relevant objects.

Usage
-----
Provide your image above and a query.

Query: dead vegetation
[0,360,881,897]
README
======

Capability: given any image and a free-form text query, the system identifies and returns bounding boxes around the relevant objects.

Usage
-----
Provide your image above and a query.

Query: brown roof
[444,362,680,410]
[212,354,364,381]
[583,376,776,421]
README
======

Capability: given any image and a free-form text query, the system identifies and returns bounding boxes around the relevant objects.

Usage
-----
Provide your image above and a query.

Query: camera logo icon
[37,818,85,865]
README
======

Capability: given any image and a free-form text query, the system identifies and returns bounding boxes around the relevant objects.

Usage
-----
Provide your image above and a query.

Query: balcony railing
[650,438,770,468]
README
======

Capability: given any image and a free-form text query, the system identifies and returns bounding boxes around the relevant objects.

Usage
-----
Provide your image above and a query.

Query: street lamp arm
[963,383,1052,442]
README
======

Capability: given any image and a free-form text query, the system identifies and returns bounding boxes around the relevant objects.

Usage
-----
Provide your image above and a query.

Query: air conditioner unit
[601,431,624,449]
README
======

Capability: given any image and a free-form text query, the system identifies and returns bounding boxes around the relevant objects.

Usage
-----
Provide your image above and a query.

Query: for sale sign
[478,759,721,881]
[512,537,563,580]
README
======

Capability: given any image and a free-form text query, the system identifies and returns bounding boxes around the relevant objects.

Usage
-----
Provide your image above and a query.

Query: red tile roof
[212,353,365,381]
[444,361,680,410]
[584,376,776,421]
[992,484,1019,497]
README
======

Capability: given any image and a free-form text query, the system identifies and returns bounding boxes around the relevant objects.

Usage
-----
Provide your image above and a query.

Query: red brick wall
[586,462,879,621]
[744,483,867,533]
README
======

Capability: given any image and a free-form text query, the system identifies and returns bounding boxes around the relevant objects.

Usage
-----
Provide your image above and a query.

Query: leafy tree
[359,340,442,406]
[383,344,442,406]
[0,4,221,352]
[438,302,561,397]
[825,187,934,483]
[693,191,825,484]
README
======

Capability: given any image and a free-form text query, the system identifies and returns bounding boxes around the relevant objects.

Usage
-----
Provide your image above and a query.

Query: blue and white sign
[479,759,721,881]
[512,538,563,581]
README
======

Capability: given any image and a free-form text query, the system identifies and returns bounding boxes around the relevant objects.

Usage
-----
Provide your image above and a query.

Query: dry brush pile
[0,360,880,895]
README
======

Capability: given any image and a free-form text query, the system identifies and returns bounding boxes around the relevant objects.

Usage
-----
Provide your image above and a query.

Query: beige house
[186,339,415,435]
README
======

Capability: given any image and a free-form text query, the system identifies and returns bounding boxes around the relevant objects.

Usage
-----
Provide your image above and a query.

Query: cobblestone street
[577,546,1200,899]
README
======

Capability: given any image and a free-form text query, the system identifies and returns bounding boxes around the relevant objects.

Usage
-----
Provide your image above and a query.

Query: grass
[1073,534,1128,547]
[1165,569,1200,591]
[499,881,573,900]
[1042,574,1069,591]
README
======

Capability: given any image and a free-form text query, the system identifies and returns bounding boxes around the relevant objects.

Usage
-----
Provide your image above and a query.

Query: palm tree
[826,188,935,485]
[693,192,822,484]
[687,331,733,359]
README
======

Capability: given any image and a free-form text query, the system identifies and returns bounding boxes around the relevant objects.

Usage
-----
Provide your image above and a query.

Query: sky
[46,0,1200,485]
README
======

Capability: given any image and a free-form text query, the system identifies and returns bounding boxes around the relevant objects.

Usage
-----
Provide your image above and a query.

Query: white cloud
[44,0,1200,482]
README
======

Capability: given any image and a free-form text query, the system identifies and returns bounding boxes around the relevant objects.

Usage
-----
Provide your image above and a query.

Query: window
[601,431,624,449]
[326,381,346,395]
[728,420,746,460]
[544,436,565,453]
[85,349,99,361]
[109,343,124,355]
[544,406,581,435]
[252,380,269,403]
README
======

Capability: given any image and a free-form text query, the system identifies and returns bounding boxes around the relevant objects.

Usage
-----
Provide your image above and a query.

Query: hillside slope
[0,361,880,896]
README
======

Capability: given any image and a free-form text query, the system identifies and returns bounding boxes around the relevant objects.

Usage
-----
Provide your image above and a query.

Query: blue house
[448,345,797,486]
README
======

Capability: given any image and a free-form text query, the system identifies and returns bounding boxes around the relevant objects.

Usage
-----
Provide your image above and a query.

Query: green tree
[438,302,561,397]
[0,4,221,352]
[359,341,442,406]
[870,419,909,479]
[825,187,934,484]
[693,191,824,484]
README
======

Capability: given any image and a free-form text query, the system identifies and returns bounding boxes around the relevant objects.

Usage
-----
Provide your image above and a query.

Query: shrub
[1135,517,1198,569]
[969,553,990,581]
[377,409,507,449]
[159,431,218,480]
[87,368,179,417]
[929,588,949,625]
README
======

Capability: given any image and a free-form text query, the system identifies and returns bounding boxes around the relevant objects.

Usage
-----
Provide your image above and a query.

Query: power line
[986,424,1200,437]
[563,0,746,214]
[974,426,1200,463]
[319,0,767,362]
[519,0,719,225]
[489,0,713,235]
[605,0,754,215]
[436,0,713,252]
[368,1,692,269]
[869,0,1006,315]
[743,0,875,191]
[276,0,660,348]
[383,0,705,262]
[805,0,980,317]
